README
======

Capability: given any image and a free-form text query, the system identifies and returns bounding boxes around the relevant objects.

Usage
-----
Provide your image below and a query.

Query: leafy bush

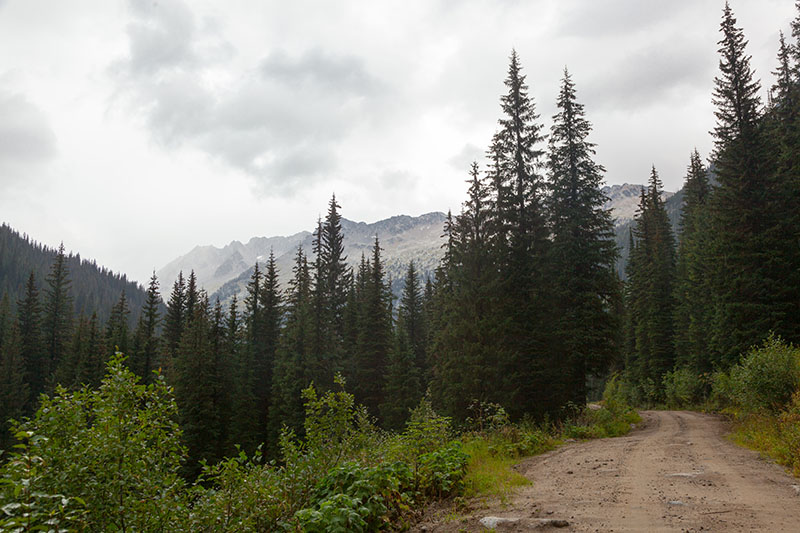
[295,461,414,531]
[729,334,800,413]
[663,367,707,408]
[187,448,288,532]
[3,353,187,531]
[416,441,468,499]
[710,370,736,410]
[0,433,87,532]
[778,391,800,476]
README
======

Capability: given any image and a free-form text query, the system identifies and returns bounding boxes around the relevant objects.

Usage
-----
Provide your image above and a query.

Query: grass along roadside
[457,378,641,506]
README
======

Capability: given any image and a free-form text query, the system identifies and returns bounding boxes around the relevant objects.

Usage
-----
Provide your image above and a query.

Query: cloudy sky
[0,0,795,284]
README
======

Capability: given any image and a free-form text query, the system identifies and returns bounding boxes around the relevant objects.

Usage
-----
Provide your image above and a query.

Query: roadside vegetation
[710,335,800,477]
[620,334,800,479]
[0,355,639,532]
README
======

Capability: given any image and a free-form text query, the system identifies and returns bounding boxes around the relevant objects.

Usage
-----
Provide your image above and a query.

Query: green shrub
[188,448,288,532]
[416,441,468,499]
[0,433,87,532]
[300,461,414,531]
[778,391,800,476]
[729,334,800,413]
[663,367,706,408]
[4,353,187,531]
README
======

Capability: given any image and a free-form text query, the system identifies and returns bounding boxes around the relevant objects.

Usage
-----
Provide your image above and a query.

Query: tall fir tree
[352,235,392,417]
[174,296,220,478]
[673,150,713,372]
[625,170,676,400]
[42,243,74,388]
[256,251,282,448]
[546,68,619,407]
[163,272,186,364]
[398,261,427,377]
[131,272,162,384]
[17,273,45,397]
[270,246,312,447]
[431,163,505,419]
[226,294,259,455]
[708,3,777,365]
[489,51,550,419]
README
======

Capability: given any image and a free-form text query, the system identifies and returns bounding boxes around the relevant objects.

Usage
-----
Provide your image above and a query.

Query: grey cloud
[379,169,418,191]
[582,41,714,111]
[114,2,386,194]
[125,0,197,74]
[261,49,381,95]
[556,0,694,38]
[0,92,56,186]
[448,143,484,173]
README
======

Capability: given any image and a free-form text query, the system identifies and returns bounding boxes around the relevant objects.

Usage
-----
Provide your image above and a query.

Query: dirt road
[416,411,800,532]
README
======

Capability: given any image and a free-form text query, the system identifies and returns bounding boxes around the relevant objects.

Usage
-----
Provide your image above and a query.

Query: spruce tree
[431,163,504,419]
[398,261,427,376]
[487,51,551,418]
[0,321,29,449]
[270,246,312,446]
[105,291,130,355]
[163,272,186,364]
[174,296,220,478]
[226,294,259,455]
[352,235,392,417]
[765,24,800,345]
[708,3,777,364]
[546,68,619,407]
[131,272,162,384]
[673,150,713,372]
[256,251,282,447]
[321,195,351,343]
[17,273,45,398]
[42,243,74,387]
[626,170,676,400]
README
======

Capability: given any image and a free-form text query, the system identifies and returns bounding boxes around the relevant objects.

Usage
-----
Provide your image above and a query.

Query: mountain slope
[158,213,447,305]
[0,223,149,324]
[159,185,682,303]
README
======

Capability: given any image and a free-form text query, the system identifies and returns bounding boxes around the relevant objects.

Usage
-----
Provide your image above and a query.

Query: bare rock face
[158,212,448,306]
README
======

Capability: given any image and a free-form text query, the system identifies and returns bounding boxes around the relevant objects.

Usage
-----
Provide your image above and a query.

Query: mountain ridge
[159,185,682,303]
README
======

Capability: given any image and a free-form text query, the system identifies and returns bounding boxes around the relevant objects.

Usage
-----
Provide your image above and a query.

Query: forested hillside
[0,224,149,323]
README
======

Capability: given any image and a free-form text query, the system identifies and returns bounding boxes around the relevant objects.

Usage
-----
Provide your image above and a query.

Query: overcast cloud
[0,0,795,284]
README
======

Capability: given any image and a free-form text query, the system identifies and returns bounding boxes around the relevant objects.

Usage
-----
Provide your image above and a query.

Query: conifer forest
[1,3,800,531]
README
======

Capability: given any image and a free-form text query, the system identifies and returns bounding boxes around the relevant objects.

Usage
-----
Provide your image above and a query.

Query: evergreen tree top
[712,2,762,154]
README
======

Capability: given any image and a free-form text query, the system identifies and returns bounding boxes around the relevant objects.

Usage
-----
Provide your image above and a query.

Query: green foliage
[563,378,641,439]
[7,353,187,531]
[415,442,468,500]
[394,397,453,477]
[730,390,800,478]
[0,432,87,532]
[297,461,414,531]
[727,334,800,413]
[188,448,288,532]
[662,367,708,408]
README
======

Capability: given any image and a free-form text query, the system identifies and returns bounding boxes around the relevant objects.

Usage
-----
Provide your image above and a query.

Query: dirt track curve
[415,410,800,532]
